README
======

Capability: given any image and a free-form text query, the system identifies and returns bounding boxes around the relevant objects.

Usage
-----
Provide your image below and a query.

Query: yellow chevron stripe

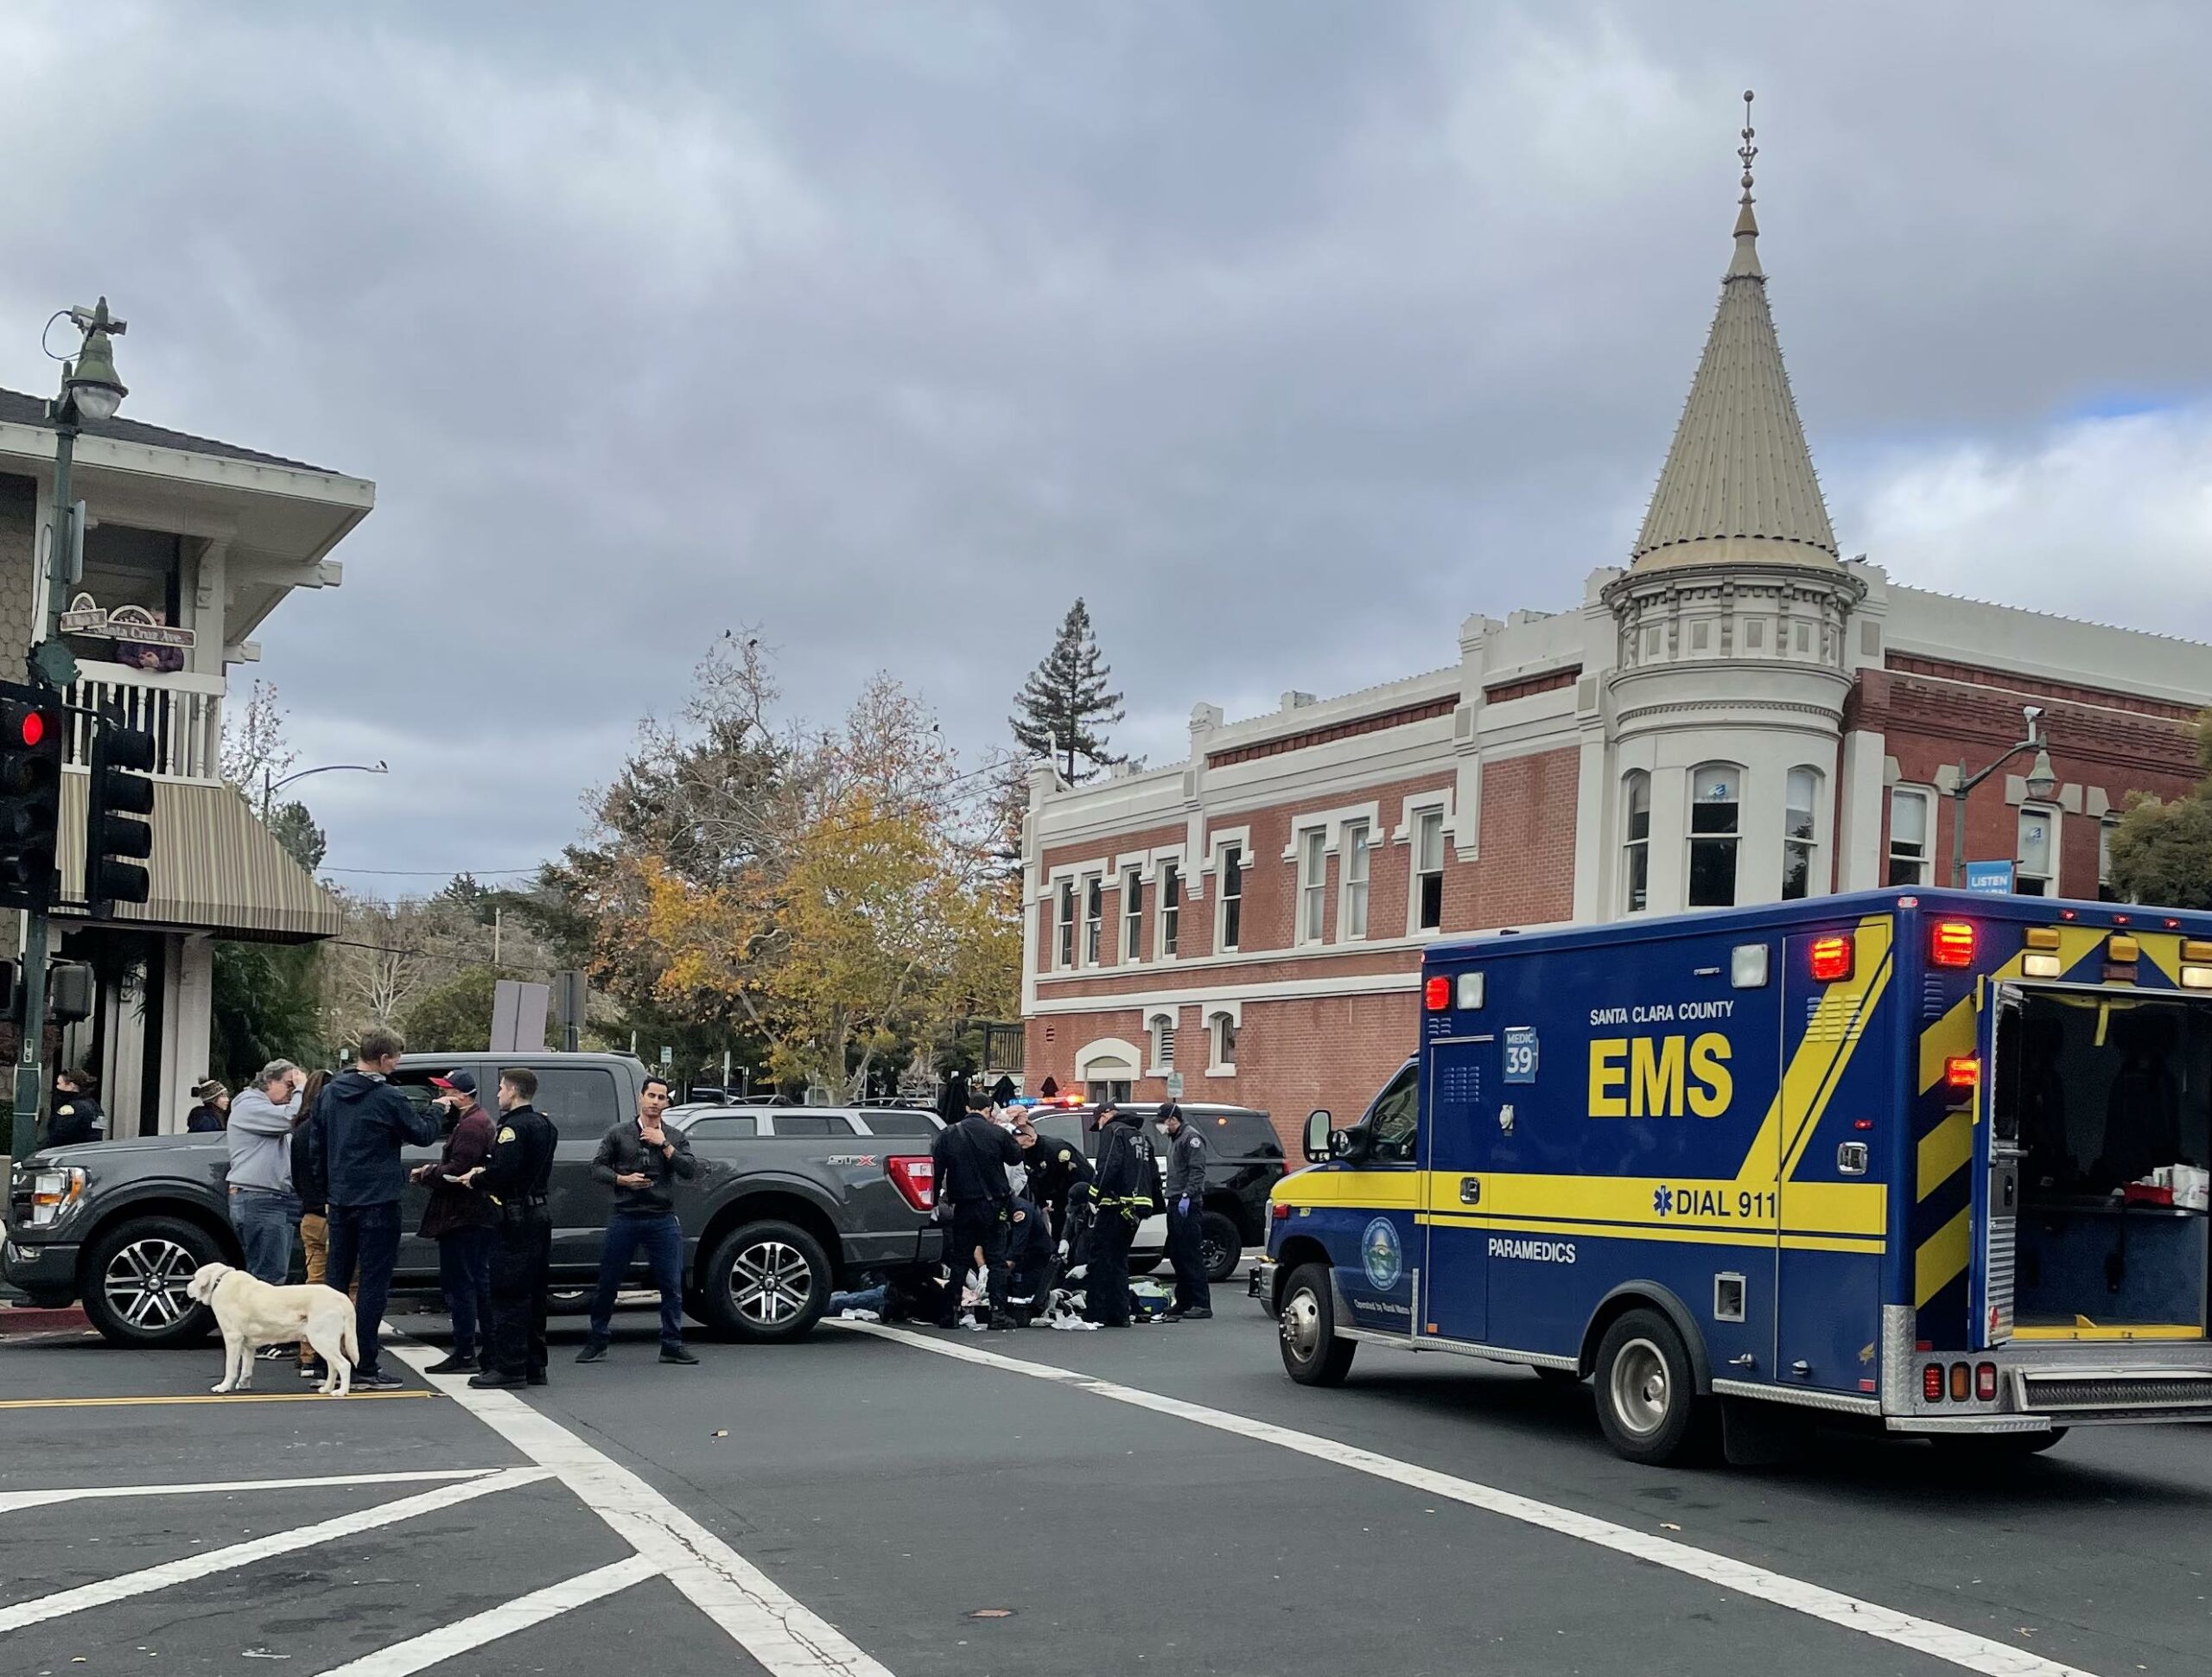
[1915,925,2107,1095]
[1915,1204,1972,1308]
[1916,1110,1974,1203]
[1783,924,1894,1178]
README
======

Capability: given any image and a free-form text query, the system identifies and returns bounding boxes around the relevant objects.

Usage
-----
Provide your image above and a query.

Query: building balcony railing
[61,659,226,783]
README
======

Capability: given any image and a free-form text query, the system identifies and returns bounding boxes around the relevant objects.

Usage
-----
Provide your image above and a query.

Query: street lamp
[10,300,130,1169]
[262,760,390,819]
[1949,705,2059,888]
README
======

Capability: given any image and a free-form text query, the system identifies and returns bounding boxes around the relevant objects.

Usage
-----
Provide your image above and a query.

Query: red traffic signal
[0,680,65,912]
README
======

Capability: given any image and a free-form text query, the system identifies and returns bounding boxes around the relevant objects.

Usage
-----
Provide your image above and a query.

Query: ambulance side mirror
[1304,1109,1334,1163]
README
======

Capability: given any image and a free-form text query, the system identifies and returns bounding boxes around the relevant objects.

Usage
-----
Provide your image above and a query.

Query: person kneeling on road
[1005,1197,1055,1322]
[1158,1101,1212,1321]
[577,1073,701,1366]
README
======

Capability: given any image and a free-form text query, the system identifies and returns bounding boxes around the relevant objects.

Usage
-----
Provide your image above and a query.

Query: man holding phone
[576,1075,702,1365]
[413,1070,497,1375]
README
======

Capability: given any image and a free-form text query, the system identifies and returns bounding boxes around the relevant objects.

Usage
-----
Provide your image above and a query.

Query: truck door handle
[1836,1142,1869,1176]
[1459,1176,1481,1206]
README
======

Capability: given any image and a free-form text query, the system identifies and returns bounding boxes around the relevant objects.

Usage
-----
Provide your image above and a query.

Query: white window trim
[1621,769,1652,916]
[1339,817,1373,943]
[1052,878,1078,972]
[2017,804,2060,896]
[1296,827,1329,948]
[1205,1001,1243,1075]
[1280,799,1382,862]
[1394,792,1453,938]
[1155,853,1185,964]
[1145,1007,1179,1076]
[1886,785,1935,888]
[1080,872,1105,969]
[1210,829,1250,953]
[1119,865,1145,966]
[1074,1036,1142,1083]
[1783,765,1823,901]
[1686,760,1745,911]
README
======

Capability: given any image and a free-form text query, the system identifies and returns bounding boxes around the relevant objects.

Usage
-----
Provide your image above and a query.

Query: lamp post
[1949,705,2059,889]
[10,301,129,1168]
[261,759,388,819]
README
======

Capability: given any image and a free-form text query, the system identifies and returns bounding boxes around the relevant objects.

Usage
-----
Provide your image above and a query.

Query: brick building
[1019,157,2212,1147]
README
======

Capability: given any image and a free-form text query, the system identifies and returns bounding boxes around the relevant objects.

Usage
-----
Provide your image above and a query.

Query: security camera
[2022,704,2044,724]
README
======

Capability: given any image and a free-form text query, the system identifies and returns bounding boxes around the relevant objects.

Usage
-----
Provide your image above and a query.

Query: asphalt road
[3,1296,2209,1676]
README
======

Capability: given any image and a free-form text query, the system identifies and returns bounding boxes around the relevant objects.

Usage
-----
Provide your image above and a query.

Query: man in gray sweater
[227,1061,305,1286]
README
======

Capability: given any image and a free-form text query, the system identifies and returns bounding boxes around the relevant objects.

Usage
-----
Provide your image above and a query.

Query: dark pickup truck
[4,1051,943,1349]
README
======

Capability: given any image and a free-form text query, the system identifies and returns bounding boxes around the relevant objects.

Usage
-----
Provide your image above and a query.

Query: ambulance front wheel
[1280,1262,1357,1387]
[1594,1308,1707,1465]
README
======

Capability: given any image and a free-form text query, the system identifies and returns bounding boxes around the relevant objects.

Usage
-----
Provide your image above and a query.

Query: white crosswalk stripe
[314,1554,658,1676]
[0,1468,495,1514]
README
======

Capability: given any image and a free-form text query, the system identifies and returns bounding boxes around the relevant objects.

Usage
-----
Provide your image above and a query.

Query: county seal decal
[1361,1216,1403,1290]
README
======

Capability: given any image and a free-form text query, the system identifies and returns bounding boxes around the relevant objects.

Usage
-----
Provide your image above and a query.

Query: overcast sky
[3,2,2209,888]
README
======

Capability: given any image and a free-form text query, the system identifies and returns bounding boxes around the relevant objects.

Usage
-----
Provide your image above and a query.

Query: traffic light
[86,713,156,916]
[0,679,65,912]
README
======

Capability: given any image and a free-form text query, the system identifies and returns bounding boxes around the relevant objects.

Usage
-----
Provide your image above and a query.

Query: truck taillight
[1923,1363,1944,1402]
[886,1155,935,1211]
[1272,1201,1291,1220]
[1975,1363,1998,1401]
[1930,920,1977,968]
[1423,975,1451,1011]
[1949,1363,1971,1402]
[1945,1056,1980,1091]
[1808,934,1853,982]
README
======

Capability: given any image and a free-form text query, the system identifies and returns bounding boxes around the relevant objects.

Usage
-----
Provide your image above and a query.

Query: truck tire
[1278,1261,1356,1387]
[82,1216,224,1348]
[1593,1308,1706,1465]
[1199,1211,1243,1283]
[702,1220,830,1344]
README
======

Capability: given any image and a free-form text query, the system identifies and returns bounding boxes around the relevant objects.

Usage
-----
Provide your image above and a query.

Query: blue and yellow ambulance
[1267,887,2212,1464]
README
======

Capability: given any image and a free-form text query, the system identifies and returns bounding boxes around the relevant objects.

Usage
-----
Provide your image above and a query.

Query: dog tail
[339,1323,359,1368]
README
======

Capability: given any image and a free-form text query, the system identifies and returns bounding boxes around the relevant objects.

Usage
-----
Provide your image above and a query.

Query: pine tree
[1009,598,1125,782]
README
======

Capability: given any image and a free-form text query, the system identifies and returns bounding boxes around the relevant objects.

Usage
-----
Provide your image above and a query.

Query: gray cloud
[0,1,2207,885]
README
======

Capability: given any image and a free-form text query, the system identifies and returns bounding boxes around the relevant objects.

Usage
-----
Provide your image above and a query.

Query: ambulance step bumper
[2014,1369,2212,1414]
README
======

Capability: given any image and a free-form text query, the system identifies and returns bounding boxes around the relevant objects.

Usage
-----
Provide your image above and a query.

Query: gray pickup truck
[3,1052,944,1349]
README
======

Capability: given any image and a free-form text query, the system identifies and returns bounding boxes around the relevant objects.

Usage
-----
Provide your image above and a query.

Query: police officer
[1158,1101,1212,1320]
[47,1068,104,1147]
[931,1085,1023,1330]
[1014,1115,1095,1255]
[468,1067,556,1389]
[1084,1101,1149,1326]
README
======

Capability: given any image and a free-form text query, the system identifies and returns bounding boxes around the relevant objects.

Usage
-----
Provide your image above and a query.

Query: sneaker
[1164,1307,1213,1322]
[353,1369,406,1392]
[468,1370,524,1389]
[257,1344,293,1361]
[423,1352,476,1375]
[659,1346,699,1365]
[575,1343,609,1364]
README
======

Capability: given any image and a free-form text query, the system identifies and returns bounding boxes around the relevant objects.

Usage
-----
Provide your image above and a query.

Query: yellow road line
[0,1389,438,1411]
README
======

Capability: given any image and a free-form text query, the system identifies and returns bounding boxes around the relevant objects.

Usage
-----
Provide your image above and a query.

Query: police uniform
[473,1102,556,1387]
[1020,1134,1094,1247]
[1160,1107,1211,1318]
[48,1093,104,1148]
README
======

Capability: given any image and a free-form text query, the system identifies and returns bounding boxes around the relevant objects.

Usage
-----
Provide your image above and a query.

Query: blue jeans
[326,1201,401,1377]
[587,1214,686,1350]
[229,1187,300,1286]
[437,1225,494,1358]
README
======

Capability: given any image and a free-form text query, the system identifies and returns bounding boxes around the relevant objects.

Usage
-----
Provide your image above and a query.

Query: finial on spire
[1738,89,1756,206]
[1727,88,1763,277]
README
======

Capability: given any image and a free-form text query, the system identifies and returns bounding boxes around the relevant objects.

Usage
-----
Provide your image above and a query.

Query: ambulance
[1266,887,2212,1464]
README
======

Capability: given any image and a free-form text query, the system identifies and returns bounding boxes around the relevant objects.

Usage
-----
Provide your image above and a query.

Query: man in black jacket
[469,1068,559,1389]
[931,1086,1022,1329]
[1084,1102,1148,1326]
[577,1074,701,1365]
[308,1030,440,1390]
[1014,1116,1094,1251]
[1158,1101,1212,1320]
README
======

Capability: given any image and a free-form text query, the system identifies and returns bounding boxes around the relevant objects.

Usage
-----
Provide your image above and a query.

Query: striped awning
[57,773,340,943]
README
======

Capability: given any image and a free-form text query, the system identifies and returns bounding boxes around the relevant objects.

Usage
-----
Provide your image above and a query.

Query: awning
[56,774,340,943]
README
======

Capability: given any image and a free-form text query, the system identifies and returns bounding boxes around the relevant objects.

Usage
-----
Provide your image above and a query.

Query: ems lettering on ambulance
[1585,1000,1737,1120]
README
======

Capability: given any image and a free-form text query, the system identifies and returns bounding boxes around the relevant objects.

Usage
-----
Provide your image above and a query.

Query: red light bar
[1808,934,1853,982]
[1423,975,1452,1011]
[1923,1363,1944,1402]
[1946,1055,1980,1090]
[1930,920,1977,969]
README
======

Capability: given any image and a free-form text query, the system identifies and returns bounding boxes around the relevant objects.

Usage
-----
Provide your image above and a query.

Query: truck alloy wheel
[702,1219,830,1344]
[82,1216,221,1347]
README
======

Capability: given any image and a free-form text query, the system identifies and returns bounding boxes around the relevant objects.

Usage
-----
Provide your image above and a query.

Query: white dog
[187,1262,359,1396]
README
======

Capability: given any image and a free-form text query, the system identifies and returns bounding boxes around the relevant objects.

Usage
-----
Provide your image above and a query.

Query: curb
[0,1304,89,1337]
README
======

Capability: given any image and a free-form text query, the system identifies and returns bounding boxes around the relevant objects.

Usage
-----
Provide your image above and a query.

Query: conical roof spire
[1630,92,1839,570]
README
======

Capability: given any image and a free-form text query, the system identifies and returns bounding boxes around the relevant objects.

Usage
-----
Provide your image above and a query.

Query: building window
[1688,763,1741,909]
[1887,788,1932,886]
[2017,809,2056,898]
[1211,1012,1237,1072]
[1782,767,1820,901]
[2098,818,2120,903]
[1414,810,1446,931]
[1299,828,1327,943]
[1055,880,1076,969]
[1083,875,1103,963]
[1622,771,1651,913]
[1745,618,1764,651]
[1121,867,1144,963]
[1218,844,1243,951]
[1341,821,1370,940]
[1149,1012,1176,1073]
[1160,861,1181,956]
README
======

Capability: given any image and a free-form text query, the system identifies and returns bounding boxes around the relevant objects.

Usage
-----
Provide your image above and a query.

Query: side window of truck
[1365,1064,1421,1164]
[529,1067,623,1138]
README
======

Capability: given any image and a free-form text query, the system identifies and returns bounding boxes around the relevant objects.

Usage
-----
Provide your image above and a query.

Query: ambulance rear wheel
[1279,1262,1356,1387]
[1594,1309,1703,1465]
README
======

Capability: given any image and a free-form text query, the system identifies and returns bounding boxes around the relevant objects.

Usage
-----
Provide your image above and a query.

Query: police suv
[1267,888,2212,1464]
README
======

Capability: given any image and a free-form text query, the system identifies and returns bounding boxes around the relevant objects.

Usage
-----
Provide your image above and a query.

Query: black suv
[1027,1102,1285,1281]
[5,1052,943,1348]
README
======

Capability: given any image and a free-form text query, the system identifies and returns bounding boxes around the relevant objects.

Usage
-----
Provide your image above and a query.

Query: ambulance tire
[1279,1261,1357,1387]
[1594,1309,1707,1466]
